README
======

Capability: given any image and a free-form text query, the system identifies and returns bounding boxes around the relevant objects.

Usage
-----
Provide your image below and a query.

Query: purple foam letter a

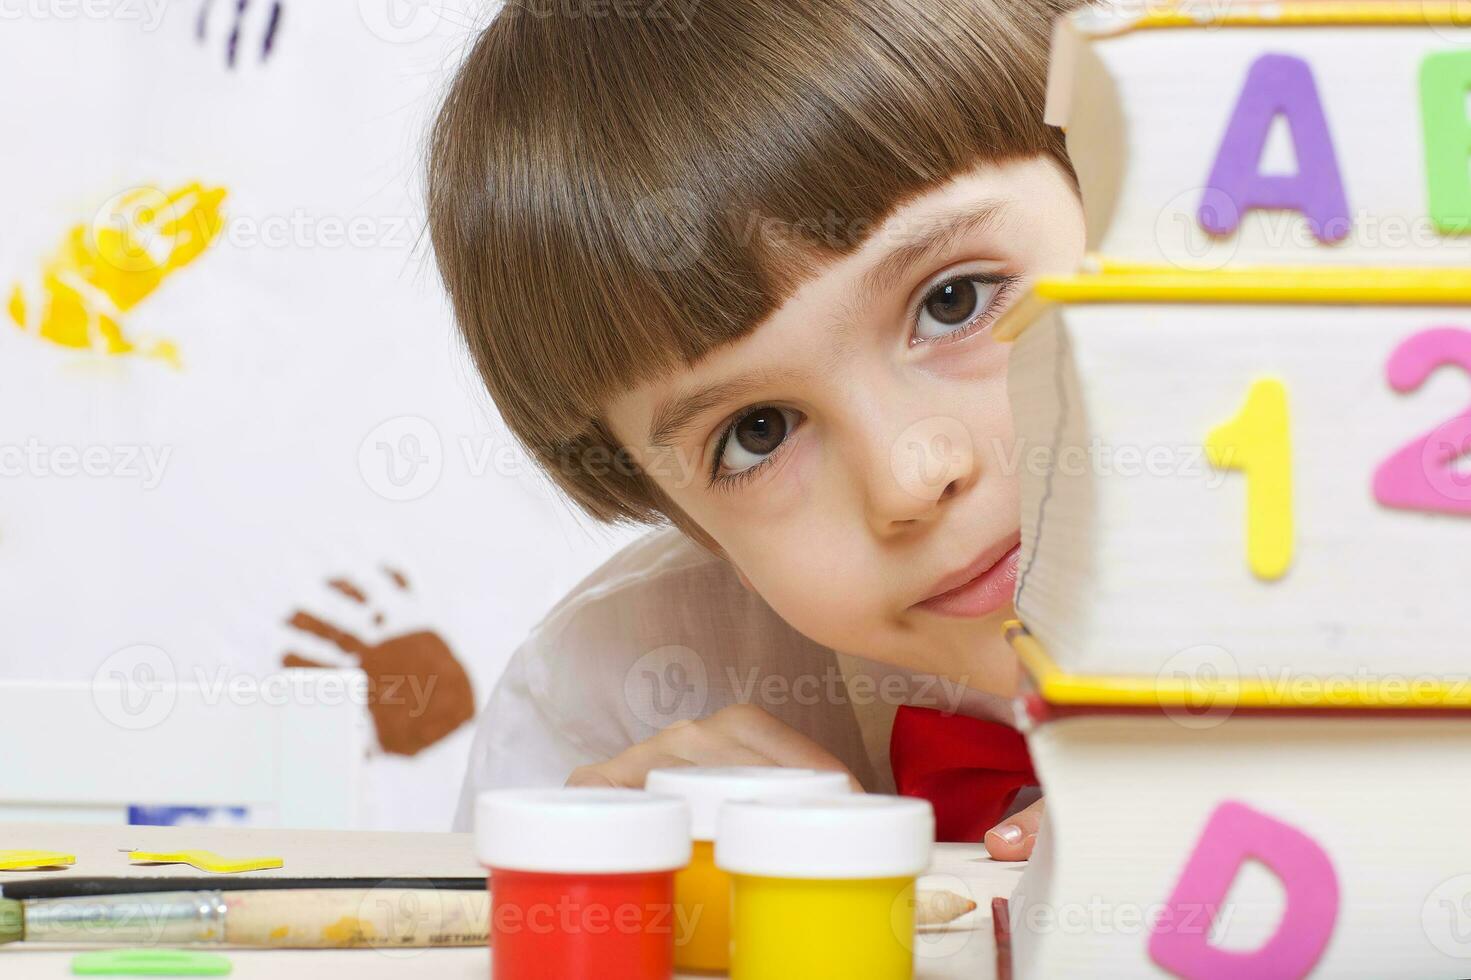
[1199,54,1350,243]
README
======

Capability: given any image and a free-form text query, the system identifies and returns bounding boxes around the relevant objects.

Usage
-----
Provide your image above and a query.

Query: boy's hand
[984,798,1043,861]
[566,703,862,791]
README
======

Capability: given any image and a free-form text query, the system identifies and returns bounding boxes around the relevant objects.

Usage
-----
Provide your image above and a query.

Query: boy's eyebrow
[648,376,768,450]
[856,201,1010,307]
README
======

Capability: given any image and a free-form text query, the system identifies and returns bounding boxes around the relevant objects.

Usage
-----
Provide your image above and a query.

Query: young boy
[429,0,1086,860]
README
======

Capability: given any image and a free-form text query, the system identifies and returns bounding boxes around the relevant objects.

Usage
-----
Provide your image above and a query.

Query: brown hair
[428,0,1079,525]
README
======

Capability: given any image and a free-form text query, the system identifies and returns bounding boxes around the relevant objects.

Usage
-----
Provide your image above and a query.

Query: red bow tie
[889,704,1037,842]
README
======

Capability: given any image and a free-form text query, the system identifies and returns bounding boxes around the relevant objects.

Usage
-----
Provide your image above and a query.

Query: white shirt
[453,529,1015,830]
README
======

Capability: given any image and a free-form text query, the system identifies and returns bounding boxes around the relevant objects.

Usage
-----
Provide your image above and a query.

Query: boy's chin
[854,604,1020,688]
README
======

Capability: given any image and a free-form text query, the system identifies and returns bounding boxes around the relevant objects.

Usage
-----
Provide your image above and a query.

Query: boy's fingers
[566,750,691,789]
[565,737,774,789]
[984,798,1044,862]
[707,703,861,790]
[564,705,860,793]
[565,767,618,788]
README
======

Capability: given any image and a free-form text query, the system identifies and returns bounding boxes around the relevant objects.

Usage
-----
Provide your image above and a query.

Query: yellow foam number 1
[1206,378,1294,581]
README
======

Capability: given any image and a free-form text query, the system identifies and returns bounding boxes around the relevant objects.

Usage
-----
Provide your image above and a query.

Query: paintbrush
[0,876,483,900]
[0,879,973,942]
[0,887,488,948]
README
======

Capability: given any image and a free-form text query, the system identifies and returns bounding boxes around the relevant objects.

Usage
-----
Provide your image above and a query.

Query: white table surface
[0,823,1022,978]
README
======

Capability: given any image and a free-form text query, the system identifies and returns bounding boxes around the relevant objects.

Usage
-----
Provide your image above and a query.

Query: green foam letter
[1421,50,1471,235]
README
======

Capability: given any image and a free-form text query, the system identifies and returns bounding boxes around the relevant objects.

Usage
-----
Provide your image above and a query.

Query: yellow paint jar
[646,767,852,973]
[716,795,934,980]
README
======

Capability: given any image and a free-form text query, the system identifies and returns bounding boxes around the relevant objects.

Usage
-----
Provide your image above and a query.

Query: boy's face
[605,156,1085,695]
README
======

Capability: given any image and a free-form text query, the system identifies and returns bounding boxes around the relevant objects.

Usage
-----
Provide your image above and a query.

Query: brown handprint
[282,568,474,756]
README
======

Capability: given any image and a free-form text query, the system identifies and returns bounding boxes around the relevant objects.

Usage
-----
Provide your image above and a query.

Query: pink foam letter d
[1148,802,1338,980]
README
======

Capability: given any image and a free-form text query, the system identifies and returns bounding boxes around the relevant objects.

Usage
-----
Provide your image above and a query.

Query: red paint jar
[475,788,691,980]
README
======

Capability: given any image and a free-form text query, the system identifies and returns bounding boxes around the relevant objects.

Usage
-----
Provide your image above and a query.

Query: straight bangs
[428,0,1075,522]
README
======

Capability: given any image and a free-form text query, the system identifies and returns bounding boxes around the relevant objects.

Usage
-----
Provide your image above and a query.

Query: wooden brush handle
[223,888,488,948]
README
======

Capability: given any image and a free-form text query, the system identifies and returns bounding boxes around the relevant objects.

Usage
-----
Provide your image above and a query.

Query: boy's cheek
[725,523,1023,690]
[734,536,894,651]
[786,436,819,502]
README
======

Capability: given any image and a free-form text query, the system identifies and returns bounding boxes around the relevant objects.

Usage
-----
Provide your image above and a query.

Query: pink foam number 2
[1148,802,1338,980]
[1373,327,1471,516]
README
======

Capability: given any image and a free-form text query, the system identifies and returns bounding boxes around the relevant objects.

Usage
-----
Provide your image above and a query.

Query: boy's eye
[914,276,1003,342]
[716,406,799,476]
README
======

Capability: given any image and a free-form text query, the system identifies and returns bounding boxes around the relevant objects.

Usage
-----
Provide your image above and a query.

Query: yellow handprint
[8,182,227,367]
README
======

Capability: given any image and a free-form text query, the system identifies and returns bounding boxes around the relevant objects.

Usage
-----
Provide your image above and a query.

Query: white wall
[0,0,643,830]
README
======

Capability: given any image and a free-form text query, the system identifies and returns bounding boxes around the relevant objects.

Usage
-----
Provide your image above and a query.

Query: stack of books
[999,3,1471,977]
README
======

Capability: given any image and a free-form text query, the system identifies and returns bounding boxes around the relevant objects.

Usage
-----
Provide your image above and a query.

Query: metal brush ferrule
[23,890,227,944]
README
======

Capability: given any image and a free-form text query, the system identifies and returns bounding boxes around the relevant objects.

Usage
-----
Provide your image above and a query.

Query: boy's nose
[865,413,978,533]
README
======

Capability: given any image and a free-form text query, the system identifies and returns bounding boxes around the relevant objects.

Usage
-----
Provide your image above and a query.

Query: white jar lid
[716,795,934,879]
[475,788,691,874]
[646,767,853,840]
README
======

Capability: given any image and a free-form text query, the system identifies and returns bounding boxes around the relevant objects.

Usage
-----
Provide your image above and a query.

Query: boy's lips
[913,535,1023,619]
